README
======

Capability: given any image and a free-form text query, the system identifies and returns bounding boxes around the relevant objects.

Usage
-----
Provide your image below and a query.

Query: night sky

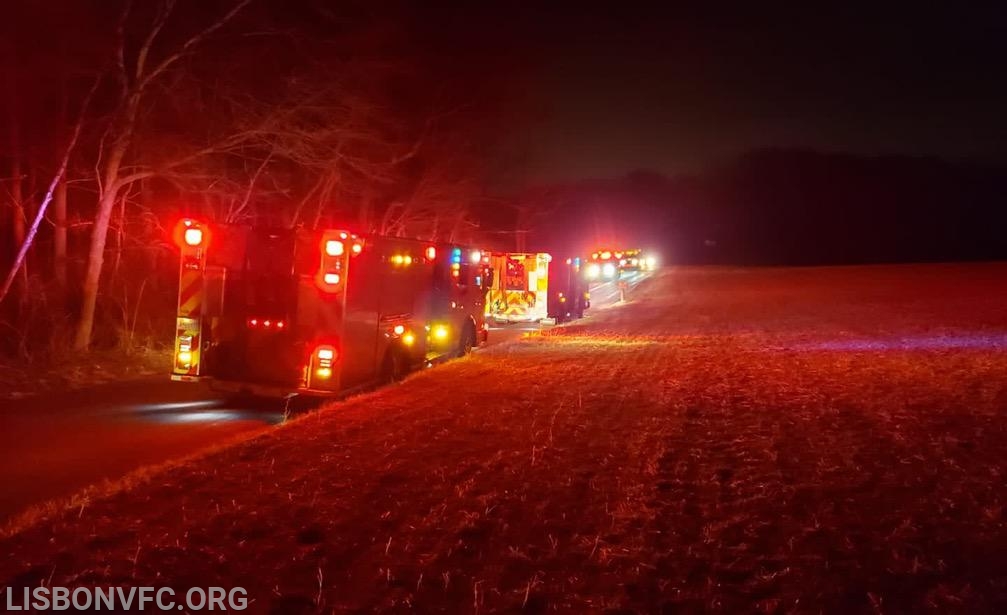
[467,3,1007,183]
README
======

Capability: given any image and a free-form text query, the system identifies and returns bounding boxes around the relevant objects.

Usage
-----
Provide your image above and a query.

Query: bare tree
[5,65,27,300]
[0,77,98,305]
[73,0,252,350]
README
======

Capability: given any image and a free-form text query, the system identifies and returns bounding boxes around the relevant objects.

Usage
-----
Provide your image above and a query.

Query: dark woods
[0,0,523,361]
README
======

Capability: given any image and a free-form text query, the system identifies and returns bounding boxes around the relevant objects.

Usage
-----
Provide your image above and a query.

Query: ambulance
[485,252,551,323]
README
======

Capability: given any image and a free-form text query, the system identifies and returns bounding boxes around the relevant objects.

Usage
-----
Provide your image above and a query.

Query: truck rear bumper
[170,374,203,383]
[204,378,339,399]
[490,314,542,324]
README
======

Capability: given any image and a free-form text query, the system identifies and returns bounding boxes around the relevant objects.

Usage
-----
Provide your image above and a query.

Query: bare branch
[136,0,253,91]
[115,0,133,95]
[0,75,101,304]
[227,153,272,223]
[135,0,177,81]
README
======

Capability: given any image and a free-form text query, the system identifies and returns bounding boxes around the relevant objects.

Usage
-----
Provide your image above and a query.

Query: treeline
[520,149,1007,266]
[0,0,525,360]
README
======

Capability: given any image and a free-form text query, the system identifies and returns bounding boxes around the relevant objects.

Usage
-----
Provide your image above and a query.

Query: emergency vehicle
[547,257,590,323]
[618,248,643,273]
[485,252,551,323]
[585,248,657,281]
[170,219,489,397]
[585,249,619,282]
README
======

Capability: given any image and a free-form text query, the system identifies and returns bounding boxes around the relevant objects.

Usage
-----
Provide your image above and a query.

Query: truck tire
[458,323,477,357]
[381,347,407,383]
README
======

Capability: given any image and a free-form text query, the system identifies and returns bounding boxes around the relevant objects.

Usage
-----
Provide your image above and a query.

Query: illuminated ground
[0,277,637,523]
[2,264,1007,612]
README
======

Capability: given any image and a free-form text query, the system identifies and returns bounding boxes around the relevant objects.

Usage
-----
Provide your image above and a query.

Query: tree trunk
[10,146,27,296]
[53,179,67,287]
[73,185,120,350]
[73,83,139,351]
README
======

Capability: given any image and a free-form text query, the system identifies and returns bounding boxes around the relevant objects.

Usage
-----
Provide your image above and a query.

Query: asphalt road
[0,273,647,523]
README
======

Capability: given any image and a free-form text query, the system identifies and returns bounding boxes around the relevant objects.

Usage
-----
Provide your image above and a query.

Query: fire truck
[485,252,551,323]
[584,249,619,282]
[170,220,489,397]
[585,248,656,281]
[547,257,590,323]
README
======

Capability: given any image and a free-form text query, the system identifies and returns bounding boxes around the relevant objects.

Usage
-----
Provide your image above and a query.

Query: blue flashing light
[451,247,462,264]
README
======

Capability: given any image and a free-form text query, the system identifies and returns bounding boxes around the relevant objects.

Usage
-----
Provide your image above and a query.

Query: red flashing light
[314,344,338,379]
[248,318,285,329]
[323,272,340,285]
[351,243,362,255]
[325,240,344,256]
[425,246,436,260]
[173,219,209,250]
[184,227,204,246]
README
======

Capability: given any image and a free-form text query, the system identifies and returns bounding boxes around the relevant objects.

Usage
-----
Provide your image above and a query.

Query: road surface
[0,274,646,523]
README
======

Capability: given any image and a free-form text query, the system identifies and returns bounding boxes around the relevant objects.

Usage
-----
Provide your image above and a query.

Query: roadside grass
[0,346,171,400]
[1,264,1006,612]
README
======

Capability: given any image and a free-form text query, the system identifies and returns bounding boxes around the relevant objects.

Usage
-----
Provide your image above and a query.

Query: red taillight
[316,346,337,367]
[173,219,209,250]
[318,231,349,293]
[325,240,344,256]
[248,318,285,329]
[183,227,203,246]
[314,345,337,380]
[351,242,362,255]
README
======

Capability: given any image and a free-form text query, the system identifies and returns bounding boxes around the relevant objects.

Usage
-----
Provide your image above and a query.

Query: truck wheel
[382,348,406,383]
[458,323,477,356]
